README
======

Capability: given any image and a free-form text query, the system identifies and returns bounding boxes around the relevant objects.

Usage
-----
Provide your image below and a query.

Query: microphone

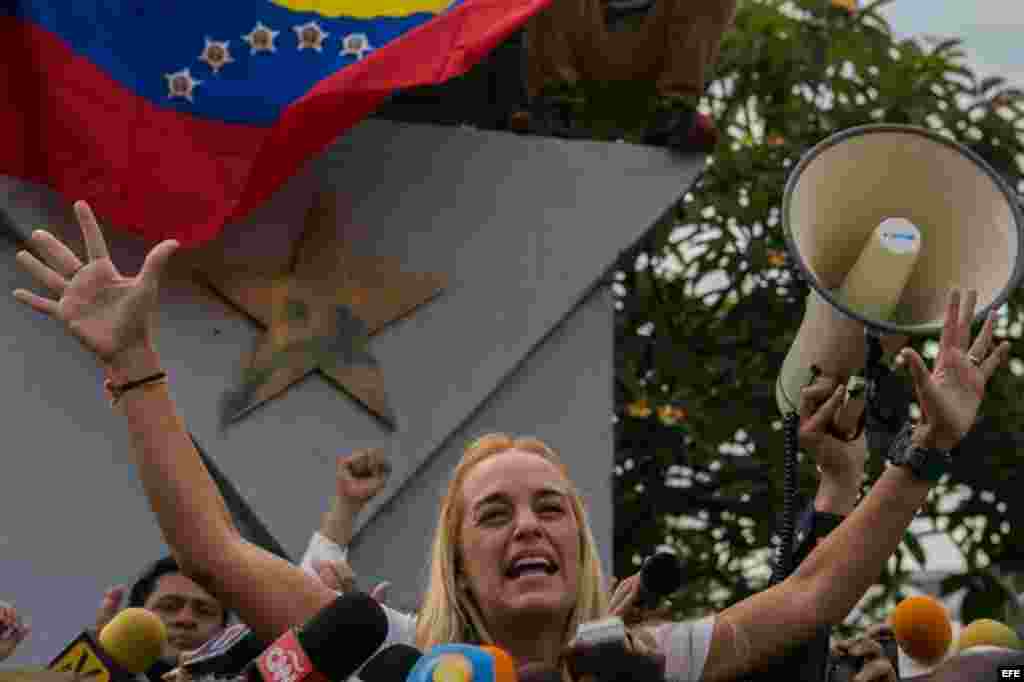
[356,644,422,682]
[50,608,168,682]
[406,645,516,682]
[955,618,1022,653]
[634,552,683,611]
[248,592,388,682]
[889,595,953,665]
[183,624,266,679]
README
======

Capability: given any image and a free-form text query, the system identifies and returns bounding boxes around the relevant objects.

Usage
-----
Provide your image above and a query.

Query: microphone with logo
[405,645,516,682]
[49,608,168,682]
[359,643,523,682]
[244,592,388,682]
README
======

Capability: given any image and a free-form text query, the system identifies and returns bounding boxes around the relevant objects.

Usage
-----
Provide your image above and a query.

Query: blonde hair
[415,433,609,652]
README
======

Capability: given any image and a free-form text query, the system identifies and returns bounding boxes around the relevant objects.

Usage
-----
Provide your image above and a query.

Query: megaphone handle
[863,330,886,421]
[824,331,886,444]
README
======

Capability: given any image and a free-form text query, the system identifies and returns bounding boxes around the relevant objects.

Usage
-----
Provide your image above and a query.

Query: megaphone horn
[777,123,1024,419]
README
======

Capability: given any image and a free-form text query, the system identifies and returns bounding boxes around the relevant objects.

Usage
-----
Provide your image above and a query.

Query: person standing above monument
[524,0,737,150]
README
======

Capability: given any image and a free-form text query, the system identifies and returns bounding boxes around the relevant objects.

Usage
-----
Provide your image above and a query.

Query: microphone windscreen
[98,608,168,673]
[956,618,1023,652]
[477,646,516,682]
[889,595,953,665]
[641,552,682,597]
[296,592,389,681]
[358,645,422,682]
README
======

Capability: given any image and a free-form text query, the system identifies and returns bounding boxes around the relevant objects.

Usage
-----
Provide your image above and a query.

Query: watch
[887,421,951,483]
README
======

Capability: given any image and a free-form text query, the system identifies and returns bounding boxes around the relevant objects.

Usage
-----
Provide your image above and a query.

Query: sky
[880,0,1024,90]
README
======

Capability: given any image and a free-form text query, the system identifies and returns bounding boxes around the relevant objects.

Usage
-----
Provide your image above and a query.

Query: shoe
[528,93,587,139]
[643,106,695,149]
[642,104,719,153]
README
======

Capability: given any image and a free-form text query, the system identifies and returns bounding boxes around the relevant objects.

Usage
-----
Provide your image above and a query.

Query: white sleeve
[645,615,716,682]
[299,531,349,577]
[382,605,418,646]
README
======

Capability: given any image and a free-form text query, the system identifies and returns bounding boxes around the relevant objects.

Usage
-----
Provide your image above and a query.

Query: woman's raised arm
[700,288,1010,682]
[13,201,336,643]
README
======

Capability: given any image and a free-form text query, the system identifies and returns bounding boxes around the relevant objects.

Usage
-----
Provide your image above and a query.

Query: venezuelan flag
[1,0,550,246]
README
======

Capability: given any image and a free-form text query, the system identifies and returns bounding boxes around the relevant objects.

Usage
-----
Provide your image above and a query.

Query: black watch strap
[887,421,950,483]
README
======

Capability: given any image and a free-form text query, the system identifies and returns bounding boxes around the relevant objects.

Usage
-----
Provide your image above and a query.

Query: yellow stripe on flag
[269,0,453,19]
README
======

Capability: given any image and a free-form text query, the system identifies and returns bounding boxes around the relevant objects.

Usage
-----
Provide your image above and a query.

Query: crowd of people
[4,198,1009,682]
[0,3,1017,681]
[0,398,906,682]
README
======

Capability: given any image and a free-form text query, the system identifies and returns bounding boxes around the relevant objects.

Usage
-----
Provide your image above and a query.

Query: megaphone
[777,123,1024,419]
[769,124,1024,585]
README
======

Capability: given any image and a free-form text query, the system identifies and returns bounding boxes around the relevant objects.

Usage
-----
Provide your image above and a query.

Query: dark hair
[128,556,230,627]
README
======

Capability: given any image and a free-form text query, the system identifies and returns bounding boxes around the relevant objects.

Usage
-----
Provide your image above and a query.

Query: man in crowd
[94,557,229,680]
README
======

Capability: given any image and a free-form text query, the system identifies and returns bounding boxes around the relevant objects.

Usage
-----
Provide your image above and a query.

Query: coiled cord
[771,411,801,585]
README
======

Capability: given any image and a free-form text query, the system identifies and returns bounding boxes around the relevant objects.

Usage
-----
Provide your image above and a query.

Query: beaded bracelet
[104,371,168,406]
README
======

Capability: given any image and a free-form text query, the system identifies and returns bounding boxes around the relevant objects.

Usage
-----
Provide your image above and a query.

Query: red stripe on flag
[0,0,551,247]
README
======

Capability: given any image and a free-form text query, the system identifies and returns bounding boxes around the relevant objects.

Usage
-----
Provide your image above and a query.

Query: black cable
[864,331,885,410]
[771,411,800,585]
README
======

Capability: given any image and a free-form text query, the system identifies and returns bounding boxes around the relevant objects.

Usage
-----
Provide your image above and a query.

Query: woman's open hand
[898,289,1010,450]
[13,200,178,368]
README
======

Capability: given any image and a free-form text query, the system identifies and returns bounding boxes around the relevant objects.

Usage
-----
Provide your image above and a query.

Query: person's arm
[111,352,336,643]
[790,374,870,566]
[321,450,390,547]
[699,289,1009,682]
[807,393,865,517]
[94,585,126,633]
[743,376,869,682]
[299,449,390,579]
[12,203,336,645]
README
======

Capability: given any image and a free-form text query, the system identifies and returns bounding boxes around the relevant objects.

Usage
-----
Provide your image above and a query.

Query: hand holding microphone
[569,553,676,682]
[564,618,665,682]
[607,551,683,624]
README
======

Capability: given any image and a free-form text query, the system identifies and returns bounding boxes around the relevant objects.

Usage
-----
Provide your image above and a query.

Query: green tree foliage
[611,0,1024,629]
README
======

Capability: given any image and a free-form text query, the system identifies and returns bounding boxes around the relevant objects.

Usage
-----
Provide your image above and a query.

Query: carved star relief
[196,192,446,428]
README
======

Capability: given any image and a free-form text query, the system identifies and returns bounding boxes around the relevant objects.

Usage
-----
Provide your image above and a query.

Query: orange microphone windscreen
[889,595,953,665]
